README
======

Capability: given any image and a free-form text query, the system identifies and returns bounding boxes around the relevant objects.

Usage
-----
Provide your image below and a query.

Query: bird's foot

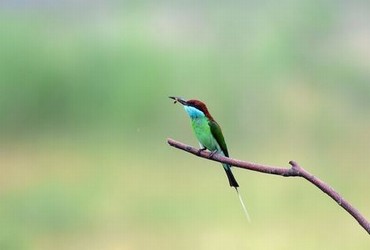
[197,147,207,155]
[208,150,218,158]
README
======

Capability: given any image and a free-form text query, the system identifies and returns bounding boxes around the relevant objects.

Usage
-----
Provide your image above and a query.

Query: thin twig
[167,138,370,234]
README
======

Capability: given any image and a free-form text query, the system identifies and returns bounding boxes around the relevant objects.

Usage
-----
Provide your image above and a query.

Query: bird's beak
[169,96,187,105]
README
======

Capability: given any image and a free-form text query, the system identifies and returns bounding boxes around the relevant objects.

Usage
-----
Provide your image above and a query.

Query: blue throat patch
[184,106,205,119]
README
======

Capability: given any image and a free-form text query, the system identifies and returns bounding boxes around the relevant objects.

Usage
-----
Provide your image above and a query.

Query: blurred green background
[0,1,369,249]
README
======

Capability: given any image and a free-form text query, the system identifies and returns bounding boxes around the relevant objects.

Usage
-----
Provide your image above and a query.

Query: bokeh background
[0,1,369,249]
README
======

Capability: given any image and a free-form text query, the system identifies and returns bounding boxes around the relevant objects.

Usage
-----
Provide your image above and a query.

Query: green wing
[209,120,229,157]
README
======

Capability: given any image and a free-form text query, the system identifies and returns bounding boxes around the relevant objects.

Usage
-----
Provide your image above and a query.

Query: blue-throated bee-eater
[169,96,250,220]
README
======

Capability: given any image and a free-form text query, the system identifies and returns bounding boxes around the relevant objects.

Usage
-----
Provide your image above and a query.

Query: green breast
[191,117,219,151]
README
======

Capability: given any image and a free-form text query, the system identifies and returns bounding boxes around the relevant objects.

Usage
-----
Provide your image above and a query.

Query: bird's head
[169,96,213,119]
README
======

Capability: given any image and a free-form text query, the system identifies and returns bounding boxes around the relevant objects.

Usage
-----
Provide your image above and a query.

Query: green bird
[170,96,250,220]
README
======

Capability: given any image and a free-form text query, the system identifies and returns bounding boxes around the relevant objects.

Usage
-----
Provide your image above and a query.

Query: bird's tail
[223,164,239,188]
[223,164,251,222]
[235,187,251,222]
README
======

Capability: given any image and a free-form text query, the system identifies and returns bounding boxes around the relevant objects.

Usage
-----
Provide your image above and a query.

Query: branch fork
[167,138,370,234]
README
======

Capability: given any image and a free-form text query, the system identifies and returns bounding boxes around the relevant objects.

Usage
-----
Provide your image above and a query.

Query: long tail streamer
[235,187,251,222]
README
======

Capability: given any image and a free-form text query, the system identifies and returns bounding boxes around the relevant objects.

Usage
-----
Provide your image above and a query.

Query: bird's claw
[197,147,207,155]
[208,150,218,158]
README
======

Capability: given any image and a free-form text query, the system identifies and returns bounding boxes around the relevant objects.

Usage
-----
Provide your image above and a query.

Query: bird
[169,96,250,221]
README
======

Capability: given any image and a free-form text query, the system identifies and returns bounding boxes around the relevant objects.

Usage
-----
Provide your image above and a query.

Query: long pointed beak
[169,96,187,105]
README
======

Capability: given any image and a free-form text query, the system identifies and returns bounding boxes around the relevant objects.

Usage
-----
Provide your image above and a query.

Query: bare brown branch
[167,138,370,234]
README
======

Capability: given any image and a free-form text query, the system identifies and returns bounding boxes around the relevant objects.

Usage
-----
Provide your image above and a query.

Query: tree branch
[167,138,370,234]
